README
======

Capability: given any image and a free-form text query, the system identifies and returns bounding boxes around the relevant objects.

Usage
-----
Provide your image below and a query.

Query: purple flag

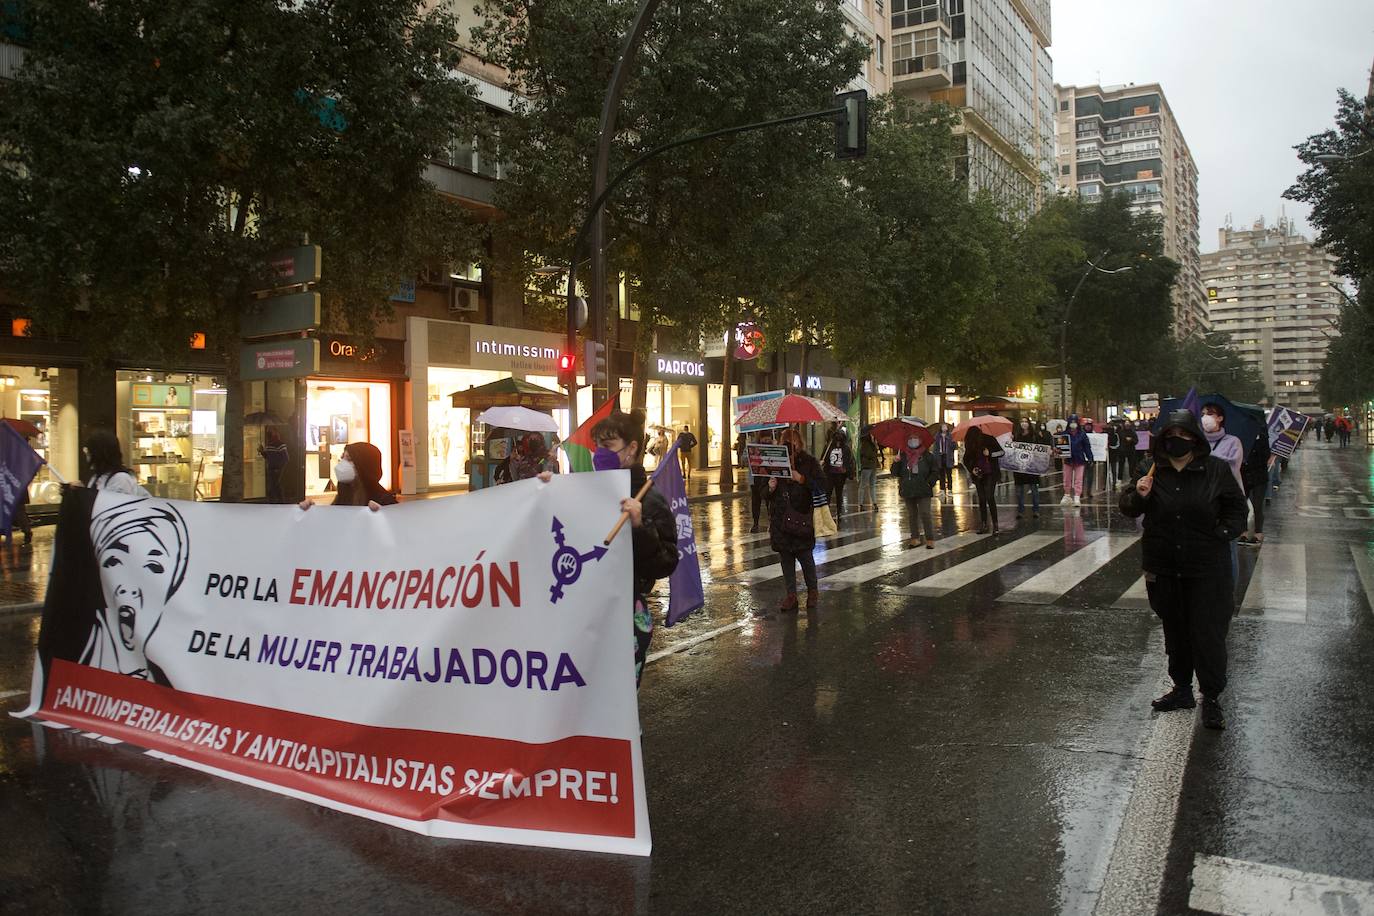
[651,440,704,627]
[0,422,43,535]
[1180,386,1201,418]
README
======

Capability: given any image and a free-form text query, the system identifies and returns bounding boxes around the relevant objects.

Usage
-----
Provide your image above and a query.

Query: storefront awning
[945,395,1041,412]
[449,377,566,409]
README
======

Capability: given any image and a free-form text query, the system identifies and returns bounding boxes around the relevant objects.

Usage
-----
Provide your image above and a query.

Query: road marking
[998,534,1140,604]
[0,688,28,701]
[645,620,749,665]
[1350,545,1374,617]
[710,527,878,572]
[1113,575,1150,610]
[699,508,871,560]
[733,529,906,585]
[1239,543,1307,623]
[897,533,1060,596]
[818,531,986,587]
[1188,854,1374,915]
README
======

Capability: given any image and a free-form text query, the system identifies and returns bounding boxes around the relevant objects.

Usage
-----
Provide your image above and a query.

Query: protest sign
[20,474,649,855]
[1267,406,1310,459]
[1000,442,1054,476]
[1087,433,1109,462]
[746,443,793,479]
[1052,433,1071,459]
[733,390,786,433]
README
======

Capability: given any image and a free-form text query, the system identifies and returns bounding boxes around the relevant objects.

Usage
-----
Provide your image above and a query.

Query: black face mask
[1162,436,1194,459]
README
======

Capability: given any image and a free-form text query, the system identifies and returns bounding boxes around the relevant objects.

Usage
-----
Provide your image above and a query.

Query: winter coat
[896,450,939,500]
[960,431,1004,480]
[1120,426,1139,454]
[1106,427,1122,453]
[333,442,397,507]
[628,464,679,601]
[932,431,956,468]
[1011,427,1049,486]
[768,450,823,554]
[859,437,882,470]
[822,438,855,478]
[1240,434,1271,495]
[1119,412,1247,578]
[1064,415,1092,464]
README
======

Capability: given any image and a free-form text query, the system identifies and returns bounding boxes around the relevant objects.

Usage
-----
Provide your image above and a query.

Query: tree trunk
[902,380,914,418]
[717,339,735,489]
[630,318,649,412]
[799,335,811,391]
[858,377,869,429]
[220,348,245,502]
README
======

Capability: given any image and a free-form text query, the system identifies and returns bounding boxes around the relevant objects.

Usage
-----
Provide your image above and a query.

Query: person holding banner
[1012,418,1048,520]
[300,441,396,511]
[1119,409,1247,731]
[768,428,824,611]
[591,409,679,684]
[961,426,1004,535]
[82,430,146,495]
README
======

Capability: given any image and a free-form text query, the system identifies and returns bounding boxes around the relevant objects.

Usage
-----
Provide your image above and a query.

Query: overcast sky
[1049,0,1374,252]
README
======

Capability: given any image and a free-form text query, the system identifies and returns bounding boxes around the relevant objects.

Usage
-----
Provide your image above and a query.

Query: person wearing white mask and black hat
[1119,409,1247,730]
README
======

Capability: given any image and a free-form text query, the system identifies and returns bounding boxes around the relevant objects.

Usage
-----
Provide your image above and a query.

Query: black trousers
[973,474,998,528]
[1111,452,1129,483]
[1145,571,1234,697]
[751,479,769,521]
[828,475,847,513]
[1248,488,1265,534]
[938,464,954,491]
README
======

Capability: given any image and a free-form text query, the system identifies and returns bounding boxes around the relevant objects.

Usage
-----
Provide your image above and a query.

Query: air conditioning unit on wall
[449,285,478,313]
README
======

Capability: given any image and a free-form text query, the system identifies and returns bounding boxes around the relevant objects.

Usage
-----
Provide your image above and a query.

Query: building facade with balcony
[1201,217,1343,414]
[889,0,1055,215]
[839,0,893,97]
[1055,82,1206,339]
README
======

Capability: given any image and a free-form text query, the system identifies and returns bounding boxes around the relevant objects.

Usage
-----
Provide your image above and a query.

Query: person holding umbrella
[767,428,824,611]
[895,433,940,548]
[961,426,1004,535]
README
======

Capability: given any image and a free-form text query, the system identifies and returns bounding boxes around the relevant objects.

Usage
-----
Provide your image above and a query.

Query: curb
[0,601,42,617]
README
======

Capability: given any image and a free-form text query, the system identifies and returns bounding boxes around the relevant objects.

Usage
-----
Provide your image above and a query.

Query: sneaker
[1072,496,1081,506]
[925,541,935,549]
[1201,697,1226,730]
[1151,687,1196,711]
[1060,495,1071,505]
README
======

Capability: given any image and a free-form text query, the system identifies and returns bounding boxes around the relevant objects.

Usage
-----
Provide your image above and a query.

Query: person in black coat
[1116,422,1139,483]
[1012,418,1048,520]
[592,409,679,685]
[768,428,825,612]
[821,427,855,516]
[1120,409,1248,730]
[1238,433,1272,547]
[961,426,1004,535]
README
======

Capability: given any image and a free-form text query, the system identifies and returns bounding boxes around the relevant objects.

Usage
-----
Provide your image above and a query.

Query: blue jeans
[1016,482,1040,514]
[859,468,877,506]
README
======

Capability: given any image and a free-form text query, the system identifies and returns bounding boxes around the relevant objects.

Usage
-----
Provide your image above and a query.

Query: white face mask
[335,458,356,484]
[907,438,921,449]
[1069,423,1078,431]
[1201,415,1220,433]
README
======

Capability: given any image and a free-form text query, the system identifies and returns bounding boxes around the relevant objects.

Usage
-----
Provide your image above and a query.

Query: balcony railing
[893,52,951,89]
[0,41,27,79]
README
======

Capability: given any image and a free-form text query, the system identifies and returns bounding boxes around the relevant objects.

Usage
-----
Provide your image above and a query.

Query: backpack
[827,446,845,471]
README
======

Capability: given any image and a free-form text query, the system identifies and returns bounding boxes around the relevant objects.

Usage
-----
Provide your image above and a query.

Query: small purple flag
[0,422,43,536]
[1180,386,1201,418]
[651,440,704,627]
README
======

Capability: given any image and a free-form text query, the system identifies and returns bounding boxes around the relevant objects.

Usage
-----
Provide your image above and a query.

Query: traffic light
[558,352,576,390]
[584,339,607,388]
[833,89,868,161]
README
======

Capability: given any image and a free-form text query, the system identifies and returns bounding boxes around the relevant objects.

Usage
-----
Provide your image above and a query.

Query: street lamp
[1314,148,1372,163]
[1060,251,1134,416]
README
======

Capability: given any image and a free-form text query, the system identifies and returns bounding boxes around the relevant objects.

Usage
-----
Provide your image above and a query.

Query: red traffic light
[559,353,575,372]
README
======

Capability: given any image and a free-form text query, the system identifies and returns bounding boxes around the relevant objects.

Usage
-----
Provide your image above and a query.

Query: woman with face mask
[1199,403,1243,490]
[591,409,679,685]
[895,434,940,548]
[767,428,825,611]
[299,442,396,511]
[1058,414,1093,507]
[1119,409,1247,730]
[1012,418,1046,520]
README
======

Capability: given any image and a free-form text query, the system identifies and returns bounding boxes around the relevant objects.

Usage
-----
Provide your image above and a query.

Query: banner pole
[604,477,655,546]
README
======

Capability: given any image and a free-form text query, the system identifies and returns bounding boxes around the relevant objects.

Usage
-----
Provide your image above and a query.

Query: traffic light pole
[564,99,860,426]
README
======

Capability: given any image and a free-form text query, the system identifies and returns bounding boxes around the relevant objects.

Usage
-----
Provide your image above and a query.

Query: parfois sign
[20,473,649,855]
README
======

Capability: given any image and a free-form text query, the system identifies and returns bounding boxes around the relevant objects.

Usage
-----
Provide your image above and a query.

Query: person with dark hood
[961,426,1004,535]
[589,409,678,685]
[258,427,289,503]
[300,441,396,511]
[511,432,558,481]
[82,429,145,495]
[895,433,940,548]
[768,427,824,612]
[821,426,855,516]
[1238,433,1273,547]
[1012,417,1047,520]
[1119,409,1248,730]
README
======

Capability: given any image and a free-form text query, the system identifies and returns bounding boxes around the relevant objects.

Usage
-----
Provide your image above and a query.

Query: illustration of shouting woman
[80,497,190,685]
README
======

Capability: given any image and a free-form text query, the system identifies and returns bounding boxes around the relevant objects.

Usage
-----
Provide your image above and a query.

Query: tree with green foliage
[1286,87,1374,284]
[1162,330,1268,404]
[0,0,483,499]
[1318,290,1374,410]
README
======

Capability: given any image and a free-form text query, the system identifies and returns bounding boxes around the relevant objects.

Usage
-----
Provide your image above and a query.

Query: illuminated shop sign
[653,354,707,379]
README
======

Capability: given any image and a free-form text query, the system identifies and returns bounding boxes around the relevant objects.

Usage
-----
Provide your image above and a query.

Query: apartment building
[1055,83,1206,339]
[840,0,894,96]
[889,0,1055,214]
[1201,217,1343,414]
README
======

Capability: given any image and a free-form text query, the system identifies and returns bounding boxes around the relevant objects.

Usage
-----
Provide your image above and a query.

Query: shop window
[0,365,79,509]
[306,379,393,496]
[118,370,225,500]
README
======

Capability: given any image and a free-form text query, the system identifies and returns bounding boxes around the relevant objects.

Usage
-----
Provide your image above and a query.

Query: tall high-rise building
[889,0,1055,214]
[1201,216,1343,414]
[840,0,893,97]
[1055,83,1206,339]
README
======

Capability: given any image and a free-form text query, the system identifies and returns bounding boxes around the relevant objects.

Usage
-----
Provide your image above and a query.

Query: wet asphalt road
[0,444,1371,915]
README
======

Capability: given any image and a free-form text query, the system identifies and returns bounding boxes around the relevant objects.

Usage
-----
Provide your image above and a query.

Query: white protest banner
[746,443,792,479]
[1087,433,1109,462]
[1000,442,1054,475]
[19,473,649,855]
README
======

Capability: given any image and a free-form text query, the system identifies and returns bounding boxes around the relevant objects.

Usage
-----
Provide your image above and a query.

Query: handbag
[778,488,813,536]
[813,505,838,537]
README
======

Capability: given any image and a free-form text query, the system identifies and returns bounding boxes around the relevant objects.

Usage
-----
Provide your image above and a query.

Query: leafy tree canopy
[1285,88,1374,283]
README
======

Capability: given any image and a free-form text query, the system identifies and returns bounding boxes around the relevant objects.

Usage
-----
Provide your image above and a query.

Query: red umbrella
[736,394,849,427]
[951,415,1012,442]
[868,417,933,452]
[2,418,40,438]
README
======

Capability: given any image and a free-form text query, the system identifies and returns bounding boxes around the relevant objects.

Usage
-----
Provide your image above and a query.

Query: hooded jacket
[1065,414,1093,464]
[1119,410,1247,577]
[896,447,939,499]
[333,442,397,507]
[823,433,855,478]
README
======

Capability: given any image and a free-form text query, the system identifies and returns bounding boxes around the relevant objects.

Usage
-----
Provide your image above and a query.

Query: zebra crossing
[689,506,1374,620]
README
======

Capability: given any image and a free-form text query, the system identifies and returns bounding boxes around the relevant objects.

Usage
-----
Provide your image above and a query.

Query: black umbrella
[244,410,286,426]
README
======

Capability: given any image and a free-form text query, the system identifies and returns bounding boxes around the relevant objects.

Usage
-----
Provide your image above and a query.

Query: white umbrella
[475,406,559,432]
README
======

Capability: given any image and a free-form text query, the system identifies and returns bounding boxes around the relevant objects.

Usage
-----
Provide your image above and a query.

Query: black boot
[1201,697,1226,730]
[1151,686,1196,712]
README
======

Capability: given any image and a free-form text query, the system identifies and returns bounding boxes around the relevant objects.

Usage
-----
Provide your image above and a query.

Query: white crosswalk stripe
[819,531,987,587]
[897,533,1060,597]
[1112,575,1150,609]
[733,529,908,585]
[707,527,881,572]
[1239,543,1307,622]
[997,534,1141,604]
